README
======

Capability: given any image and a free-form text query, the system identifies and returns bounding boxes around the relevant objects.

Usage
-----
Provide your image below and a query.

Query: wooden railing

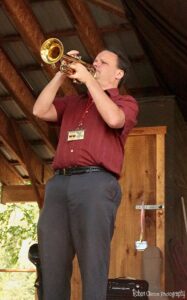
[0,268,35,272]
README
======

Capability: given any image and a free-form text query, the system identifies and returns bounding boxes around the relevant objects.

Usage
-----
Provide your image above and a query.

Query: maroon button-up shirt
[52,88,138,177]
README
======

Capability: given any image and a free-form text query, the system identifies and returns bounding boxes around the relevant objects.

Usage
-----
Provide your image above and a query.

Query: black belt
[55,166,107,176]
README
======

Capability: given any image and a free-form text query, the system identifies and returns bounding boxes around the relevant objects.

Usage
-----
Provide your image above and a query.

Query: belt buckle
[63,168,66,175]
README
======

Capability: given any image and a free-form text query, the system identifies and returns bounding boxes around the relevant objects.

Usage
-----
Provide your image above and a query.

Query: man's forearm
[33,72,65,117]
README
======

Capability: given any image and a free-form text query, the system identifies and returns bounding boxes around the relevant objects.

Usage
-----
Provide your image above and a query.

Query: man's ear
[115,69,124,80]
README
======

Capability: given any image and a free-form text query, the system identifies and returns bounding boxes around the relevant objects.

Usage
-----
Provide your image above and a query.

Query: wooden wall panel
[109,134,157,279]
[69,126,166,300]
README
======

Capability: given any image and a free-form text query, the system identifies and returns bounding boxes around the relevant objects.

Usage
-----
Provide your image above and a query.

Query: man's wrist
[53,71,66,85]
[85,74,97,87]
[55,71,64,79]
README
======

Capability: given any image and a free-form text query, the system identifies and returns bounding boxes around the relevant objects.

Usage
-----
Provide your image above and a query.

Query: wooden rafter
[87,0,126,18]
[0,29,77,43]
[0,48,56,153]
[1,184,45,204]
[0,109,53,184]
[0,152,25,185]
[0,109,22,163]
[0,23,131,43]
[1,0,76,95]
[64,0,105,58]
[10,120,44,208]
[0,95,14,101]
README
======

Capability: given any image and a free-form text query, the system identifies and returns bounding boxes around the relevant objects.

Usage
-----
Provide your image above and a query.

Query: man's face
[93,50,122,88]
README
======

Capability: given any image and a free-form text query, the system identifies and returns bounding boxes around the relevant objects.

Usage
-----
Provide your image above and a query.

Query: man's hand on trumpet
[67,49,80,58]
[68,62,93,85]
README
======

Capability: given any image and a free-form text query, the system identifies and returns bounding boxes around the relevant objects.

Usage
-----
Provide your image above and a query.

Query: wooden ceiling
[0,0,169,206]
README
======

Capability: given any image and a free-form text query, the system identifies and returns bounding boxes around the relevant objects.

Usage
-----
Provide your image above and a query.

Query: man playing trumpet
[33,46,138,300]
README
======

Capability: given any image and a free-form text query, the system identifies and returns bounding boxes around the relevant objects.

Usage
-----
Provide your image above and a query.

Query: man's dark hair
[106,48,130,87]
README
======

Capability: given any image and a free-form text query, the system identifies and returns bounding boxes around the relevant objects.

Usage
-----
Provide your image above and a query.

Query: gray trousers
[38,171,121,300]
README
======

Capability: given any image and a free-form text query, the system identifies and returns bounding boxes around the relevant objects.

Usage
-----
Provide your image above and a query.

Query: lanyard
[77,99,93,128]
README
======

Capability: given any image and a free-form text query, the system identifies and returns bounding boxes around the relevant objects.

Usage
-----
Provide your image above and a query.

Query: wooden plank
[0,109,23,163]
[71,257,81,300]
[109,134,157,279]
[0,109,53,185]
[0,154,25,185]
[1,185,45,203]
[130,126,167,136]
[156,133,165,289]
[0,269,35,272]
[11,120,44,208]
[65,0,105,58]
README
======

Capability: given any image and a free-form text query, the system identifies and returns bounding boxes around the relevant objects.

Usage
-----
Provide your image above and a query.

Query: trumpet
[40,38,96,79]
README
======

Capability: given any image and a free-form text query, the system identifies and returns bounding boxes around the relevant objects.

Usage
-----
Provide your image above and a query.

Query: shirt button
[70,149,74,153]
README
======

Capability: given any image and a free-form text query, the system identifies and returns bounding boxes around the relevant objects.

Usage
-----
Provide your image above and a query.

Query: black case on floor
[107,278,149,299]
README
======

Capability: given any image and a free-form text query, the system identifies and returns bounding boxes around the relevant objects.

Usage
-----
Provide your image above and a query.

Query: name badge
[67,129,85,141]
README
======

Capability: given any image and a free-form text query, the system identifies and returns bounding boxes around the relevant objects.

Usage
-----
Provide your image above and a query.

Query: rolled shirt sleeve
[116,95,139,135]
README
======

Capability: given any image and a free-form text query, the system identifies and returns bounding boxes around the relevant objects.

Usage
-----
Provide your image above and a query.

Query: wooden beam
[0,33,21,42]
[100,23,131,34]
[130,126,167,136]
[0,95,14,101]
[1,184,45,204]
[0,109,53,185]
[64,0,105,58]
[1,0,76,95]
[0,153,25,185]
[16,117,53,126]
[19,63,41,72]
[0,48,56,153]
[10,120,44,208]
[30,0,53,2]
[0,23,131,44]
[0,109,24,164]
[10,160,24,167]
[15,118,30,125]
[44,158,53,164]
[0,31,77,44]
[87,0,126,18]
[29,139,45,146]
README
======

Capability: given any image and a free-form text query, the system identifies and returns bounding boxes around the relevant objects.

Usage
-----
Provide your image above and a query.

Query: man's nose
[93,61,100,69]
[93,61,97,68]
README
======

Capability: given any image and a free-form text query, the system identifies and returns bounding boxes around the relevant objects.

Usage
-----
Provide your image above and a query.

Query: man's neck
[99,82,118,91]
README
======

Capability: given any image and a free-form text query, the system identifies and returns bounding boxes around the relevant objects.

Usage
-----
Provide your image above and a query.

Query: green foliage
[0,272,36,300]
[0,203,38,266]
[0,202,39,299]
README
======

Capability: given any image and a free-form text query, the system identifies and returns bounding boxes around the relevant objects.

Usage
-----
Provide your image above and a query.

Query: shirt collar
[104,88,119,97]
[87,88,119,100]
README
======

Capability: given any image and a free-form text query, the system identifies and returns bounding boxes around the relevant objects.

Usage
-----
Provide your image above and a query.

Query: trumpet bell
[40,37,96,82]
[40,38,64,64]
